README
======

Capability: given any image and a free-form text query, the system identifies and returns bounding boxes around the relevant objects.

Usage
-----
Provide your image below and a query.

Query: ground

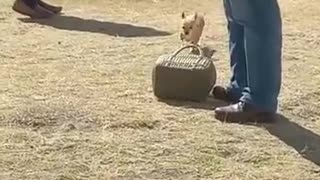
[1,0,320,179]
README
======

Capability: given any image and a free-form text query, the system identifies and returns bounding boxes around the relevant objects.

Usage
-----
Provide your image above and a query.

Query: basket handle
[171,44,204,58]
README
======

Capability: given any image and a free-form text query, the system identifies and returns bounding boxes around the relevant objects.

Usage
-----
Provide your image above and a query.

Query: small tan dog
[180,12,205,46]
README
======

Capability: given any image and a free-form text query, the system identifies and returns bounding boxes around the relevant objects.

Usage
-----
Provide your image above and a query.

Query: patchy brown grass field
[1,0,320,179]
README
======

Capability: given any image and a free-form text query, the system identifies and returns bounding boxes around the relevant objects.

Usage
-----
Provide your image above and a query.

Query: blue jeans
[223,0,283,113]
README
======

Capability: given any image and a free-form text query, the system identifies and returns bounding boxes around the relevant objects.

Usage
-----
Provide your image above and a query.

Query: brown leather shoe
[12,0,54,18]
[214,102,275,123]
[37,0,62,14]
[212,86,237,103]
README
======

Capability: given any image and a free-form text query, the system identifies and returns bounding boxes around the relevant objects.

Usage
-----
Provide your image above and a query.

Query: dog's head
[180,12,205,44]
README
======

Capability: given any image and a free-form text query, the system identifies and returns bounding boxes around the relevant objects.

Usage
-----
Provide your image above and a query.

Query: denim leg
[223,0,248,101]
[234,0,283,113]
[226,20,248,100]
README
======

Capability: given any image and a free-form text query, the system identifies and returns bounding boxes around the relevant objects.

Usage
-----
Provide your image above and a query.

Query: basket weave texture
[152,45,217,102]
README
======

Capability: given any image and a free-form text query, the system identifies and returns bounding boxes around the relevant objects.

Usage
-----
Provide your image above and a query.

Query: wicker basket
[152,45,217,102]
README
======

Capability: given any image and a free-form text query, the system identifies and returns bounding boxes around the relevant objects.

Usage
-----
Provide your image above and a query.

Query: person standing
[212,0,283,122]
[12,0,62,18]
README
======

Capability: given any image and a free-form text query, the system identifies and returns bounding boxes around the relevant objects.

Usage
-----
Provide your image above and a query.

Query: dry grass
[1,0,320,179]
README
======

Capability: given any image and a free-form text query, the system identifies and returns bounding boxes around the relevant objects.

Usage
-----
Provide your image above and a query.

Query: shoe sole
[214,112,250,123]
[214,111,275,123]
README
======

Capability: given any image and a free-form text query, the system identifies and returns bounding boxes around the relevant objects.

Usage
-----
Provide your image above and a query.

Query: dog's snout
[185,31,189,35]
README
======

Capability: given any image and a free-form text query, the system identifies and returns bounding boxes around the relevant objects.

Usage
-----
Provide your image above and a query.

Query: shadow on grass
[225,113,320,167]
[162,97,320,167]
[158,96,228,111]
[19,15,171,37]
[261,114,320,167]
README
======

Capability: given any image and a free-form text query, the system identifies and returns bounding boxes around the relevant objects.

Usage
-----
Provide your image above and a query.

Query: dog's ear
[182,11,185,19]
[193,12,198,20]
